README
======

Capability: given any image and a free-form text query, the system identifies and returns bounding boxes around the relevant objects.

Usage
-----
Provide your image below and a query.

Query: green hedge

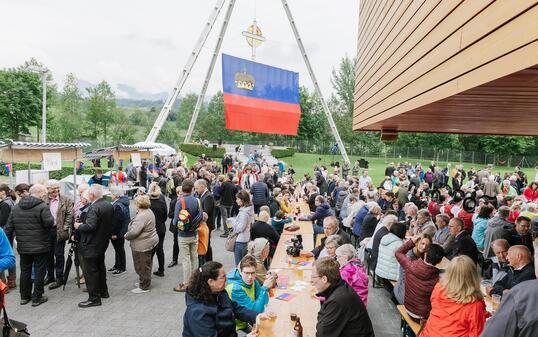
[179,143,225,158]
[0,162,100,180]
[272,147,295,158]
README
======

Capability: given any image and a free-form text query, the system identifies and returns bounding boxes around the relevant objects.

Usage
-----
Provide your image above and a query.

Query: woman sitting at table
[226,255,276,333]
[375,222,406,288]
[246,238,271,284]
[279,190,293,214]
[336,244,369,306]
[420,255,489,337]
[183,261,271,337]
[319,234,344,259]
[393,234,432,305]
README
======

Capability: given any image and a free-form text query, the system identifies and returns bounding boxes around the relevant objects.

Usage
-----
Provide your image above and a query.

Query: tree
[479,136,534,155]
[49,73,86,141]
[0,68,46,139]
[86,81,115,145]
[176,94,200,130]
[331,55,356,116]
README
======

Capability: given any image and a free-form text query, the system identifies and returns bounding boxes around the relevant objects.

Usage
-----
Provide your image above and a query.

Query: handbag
[0,289,30,336]
[225,231,238,252]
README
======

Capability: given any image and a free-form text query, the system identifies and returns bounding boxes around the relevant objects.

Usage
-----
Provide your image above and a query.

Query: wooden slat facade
[353,0,538,136]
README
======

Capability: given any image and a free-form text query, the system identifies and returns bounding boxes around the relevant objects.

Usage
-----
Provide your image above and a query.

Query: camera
[286,235,303,257]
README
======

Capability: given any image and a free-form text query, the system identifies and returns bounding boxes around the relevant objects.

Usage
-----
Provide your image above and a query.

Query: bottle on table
[293,317,303,337]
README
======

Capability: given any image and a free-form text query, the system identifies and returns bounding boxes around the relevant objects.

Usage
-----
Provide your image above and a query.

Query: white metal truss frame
[147,0,350,164]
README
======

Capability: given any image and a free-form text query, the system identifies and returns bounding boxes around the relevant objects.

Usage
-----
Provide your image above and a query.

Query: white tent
[132,142,176,156]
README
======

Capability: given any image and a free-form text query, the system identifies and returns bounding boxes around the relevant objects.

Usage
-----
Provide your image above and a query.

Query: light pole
[26,65,49,143]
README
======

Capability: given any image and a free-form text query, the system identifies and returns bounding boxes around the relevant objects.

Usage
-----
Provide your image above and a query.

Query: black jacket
[112,196,130,237]
[316,279,374,337]
[0,198,14,228]
[359,213,379,242]
[78,198,113,258]
[198,190,215,231]
[447,230,479,264]
[491,262,536,296]
[502,228,534,256]
[250,220,280,246]
[220,181,236,207]
[5,196,54,254]
[250,181,269,206]
[183,291,257,337]
[267,197,280,217]
[150,197,168,235]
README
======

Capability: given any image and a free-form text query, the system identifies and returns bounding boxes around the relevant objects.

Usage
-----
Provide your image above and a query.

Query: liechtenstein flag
[222,54,301,135]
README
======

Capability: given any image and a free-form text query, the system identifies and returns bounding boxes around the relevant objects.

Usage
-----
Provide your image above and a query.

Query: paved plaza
[5,228,400,337]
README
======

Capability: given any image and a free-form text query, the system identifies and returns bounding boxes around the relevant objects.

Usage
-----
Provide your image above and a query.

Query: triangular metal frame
[146,0,350,164]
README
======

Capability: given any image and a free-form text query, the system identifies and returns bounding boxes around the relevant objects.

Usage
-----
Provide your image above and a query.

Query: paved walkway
[5,229,400,337]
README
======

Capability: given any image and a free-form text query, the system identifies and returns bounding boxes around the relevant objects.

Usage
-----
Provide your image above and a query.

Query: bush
[272,147,295,158]
[179,143,225,158]
[0,162,100,180]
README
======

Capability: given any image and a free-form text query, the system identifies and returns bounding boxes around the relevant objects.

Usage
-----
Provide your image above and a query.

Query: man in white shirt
[358,170,372,192]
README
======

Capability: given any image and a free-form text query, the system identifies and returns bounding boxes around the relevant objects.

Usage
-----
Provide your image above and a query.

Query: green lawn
[2,152,533,187]
[282,153,536,186]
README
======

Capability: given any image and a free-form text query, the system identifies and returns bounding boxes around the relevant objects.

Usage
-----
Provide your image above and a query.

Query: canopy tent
[82,144,158,161]
[132,141,176,156]
[0,141,91,202]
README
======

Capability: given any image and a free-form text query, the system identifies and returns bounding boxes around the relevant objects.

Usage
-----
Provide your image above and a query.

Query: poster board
[131,153,142,167]
[43,152,62,171]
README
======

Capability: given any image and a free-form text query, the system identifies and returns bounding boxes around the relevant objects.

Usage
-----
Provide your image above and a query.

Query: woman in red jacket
[522,181,538,202]
[420,255,490,337]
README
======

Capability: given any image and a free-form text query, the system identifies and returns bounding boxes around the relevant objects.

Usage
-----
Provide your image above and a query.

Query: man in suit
[74,184,113,308]
[194,179,215,261]
[447,217,479,264]
[46,180,74,290]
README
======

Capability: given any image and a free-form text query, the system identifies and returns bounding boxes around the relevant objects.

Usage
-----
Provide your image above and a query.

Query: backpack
[176,197,201,233]
[115,201,131,236]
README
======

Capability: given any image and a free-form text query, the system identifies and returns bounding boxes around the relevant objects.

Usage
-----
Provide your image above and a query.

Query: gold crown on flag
[235,70,255,91]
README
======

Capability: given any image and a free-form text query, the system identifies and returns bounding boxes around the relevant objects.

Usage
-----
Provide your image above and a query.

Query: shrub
[179,143,225,158]
[272,147,295,158]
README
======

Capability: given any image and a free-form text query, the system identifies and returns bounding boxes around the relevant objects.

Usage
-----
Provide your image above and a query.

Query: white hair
[89,184,104,199]
[46,179,60,188]
[381,214,398,227]
[109,186,124,198]
[77,183,89,193]
[335,244,357,260]
[29,184,47,197]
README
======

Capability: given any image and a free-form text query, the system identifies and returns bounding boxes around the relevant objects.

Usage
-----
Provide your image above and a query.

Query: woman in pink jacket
[335,244,368,306]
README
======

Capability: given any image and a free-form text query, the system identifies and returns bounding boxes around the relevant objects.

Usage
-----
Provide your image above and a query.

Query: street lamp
[26,65,49,143]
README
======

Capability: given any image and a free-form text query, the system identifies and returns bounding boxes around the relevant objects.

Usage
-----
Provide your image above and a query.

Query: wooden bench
[397,305,422,337]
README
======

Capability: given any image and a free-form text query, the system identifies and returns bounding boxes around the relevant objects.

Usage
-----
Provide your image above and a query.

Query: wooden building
[353,0,538,139]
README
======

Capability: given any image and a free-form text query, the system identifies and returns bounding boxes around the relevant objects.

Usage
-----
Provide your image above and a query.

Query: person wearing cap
[502,214,534,255]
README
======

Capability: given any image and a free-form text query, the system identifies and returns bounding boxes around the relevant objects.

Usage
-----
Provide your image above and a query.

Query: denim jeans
[234,242,248,265]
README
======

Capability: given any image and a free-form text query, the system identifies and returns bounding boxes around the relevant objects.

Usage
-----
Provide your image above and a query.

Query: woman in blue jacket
[183,261,271,337]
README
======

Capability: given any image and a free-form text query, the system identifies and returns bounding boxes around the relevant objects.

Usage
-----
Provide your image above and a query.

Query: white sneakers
[131,287,149,294]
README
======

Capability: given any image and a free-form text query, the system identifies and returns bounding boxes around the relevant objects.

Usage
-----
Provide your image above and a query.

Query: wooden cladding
[353,0,538,136]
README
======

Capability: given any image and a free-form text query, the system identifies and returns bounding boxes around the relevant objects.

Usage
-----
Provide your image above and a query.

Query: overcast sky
[0,0,358,99]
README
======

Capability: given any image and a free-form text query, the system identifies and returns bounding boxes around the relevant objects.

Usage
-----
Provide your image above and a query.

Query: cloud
[0,0,358,98]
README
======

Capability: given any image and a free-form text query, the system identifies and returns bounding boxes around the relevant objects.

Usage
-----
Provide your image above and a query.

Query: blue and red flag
[222,54,301,135]
[4,163,12,175]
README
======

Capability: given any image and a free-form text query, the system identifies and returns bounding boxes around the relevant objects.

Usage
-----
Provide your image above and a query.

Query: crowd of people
[1,150,538,336]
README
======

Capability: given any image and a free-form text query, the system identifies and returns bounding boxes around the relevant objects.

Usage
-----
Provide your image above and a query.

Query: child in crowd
[271,210,293,235]
[197,212,209,266]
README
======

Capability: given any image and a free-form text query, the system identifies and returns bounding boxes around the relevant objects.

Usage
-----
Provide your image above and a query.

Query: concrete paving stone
[4,202,403,337]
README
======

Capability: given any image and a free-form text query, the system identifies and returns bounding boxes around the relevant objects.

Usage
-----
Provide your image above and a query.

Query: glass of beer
[491,294,501,312]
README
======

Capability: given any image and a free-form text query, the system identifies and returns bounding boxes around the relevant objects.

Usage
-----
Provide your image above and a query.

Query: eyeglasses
[241,271,256,276]
[310,274,320,280]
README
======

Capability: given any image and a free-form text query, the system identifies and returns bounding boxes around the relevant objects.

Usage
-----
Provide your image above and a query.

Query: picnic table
[270,234,314,270]
[259,208,319,336]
